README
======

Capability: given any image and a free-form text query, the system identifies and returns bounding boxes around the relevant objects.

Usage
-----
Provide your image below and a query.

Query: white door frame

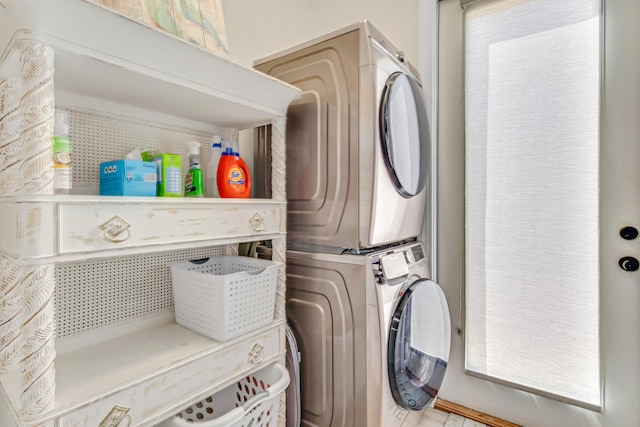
[425,0,640,426]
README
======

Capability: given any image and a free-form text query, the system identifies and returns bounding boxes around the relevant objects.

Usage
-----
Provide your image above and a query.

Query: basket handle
[246,267,267,275]
[188,258,210,265]
[241,390,270,411]
[201,406,246,426]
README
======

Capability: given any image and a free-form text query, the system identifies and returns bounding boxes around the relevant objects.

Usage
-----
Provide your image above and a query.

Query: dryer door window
[387,279,451,410]
[380,72,429,197]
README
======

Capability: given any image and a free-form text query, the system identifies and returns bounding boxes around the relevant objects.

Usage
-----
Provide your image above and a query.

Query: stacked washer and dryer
[254,21,451,427]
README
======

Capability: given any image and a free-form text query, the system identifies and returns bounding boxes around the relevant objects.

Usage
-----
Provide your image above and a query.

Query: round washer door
[387,279,451,410]
[380,72,430,197]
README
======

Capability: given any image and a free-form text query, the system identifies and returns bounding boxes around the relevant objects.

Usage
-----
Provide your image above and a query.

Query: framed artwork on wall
[88,0,229,57]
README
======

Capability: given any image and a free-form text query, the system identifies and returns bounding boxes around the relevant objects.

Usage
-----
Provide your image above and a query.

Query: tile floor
[404,408,488,427]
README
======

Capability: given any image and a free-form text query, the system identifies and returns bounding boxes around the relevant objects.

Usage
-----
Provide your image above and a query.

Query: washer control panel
[404,244,425,265]
[373,243,426,285]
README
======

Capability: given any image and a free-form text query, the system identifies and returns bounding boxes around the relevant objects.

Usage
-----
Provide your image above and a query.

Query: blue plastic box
[99,160,157,196]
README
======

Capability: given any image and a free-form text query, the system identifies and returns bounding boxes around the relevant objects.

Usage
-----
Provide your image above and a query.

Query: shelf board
[54,322,214,409]
[0,194,285,205]
[51,319,285,423]
[0,0,301,129]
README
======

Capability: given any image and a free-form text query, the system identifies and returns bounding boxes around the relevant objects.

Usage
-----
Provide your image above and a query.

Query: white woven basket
[159,363,289,427]
[169,256,280,342]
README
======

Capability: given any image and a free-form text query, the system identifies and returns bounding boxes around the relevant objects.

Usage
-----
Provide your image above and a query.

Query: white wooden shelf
[0,1,299,426]
[0,196,286,263]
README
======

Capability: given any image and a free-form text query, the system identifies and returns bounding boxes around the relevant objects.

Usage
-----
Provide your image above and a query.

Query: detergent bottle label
[227,166,246,185]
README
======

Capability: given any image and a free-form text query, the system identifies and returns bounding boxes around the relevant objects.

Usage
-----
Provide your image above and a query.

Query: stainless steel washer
[285,242,450,427]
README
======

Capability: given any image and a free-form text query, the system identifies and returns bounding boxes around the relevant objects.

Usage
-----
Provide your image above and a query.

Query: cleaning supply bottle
[217,140,251,198]
[205,135,222,197]
[52,109,72,194]
[184,141,204,197]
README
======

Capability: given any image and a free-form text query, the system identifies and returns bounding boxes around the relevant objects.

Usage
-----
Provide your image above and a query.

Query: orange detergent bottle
[217,142,251,198]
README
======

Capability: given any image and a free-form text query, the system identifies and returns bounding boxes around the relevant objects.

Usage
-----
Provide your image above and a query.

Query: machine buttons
[372,260,384,284]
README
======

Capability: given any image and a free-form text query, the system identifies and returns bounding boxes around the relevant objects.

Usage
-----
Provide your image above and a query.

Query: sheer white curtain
[464,0,601,408]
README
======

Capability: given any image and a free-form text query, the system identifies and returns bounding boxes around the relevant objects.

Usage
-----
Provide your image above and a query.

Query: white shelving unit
[0,1,300,426]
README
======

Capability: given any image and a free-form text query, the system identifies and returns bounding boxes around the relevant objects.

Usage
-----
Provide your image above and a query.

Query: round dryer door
[380,72,429,197]
[388,279,451,410]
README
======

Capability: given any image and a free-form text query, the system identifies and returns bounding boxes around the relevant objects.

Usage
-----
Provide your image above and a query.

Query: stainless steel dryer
[254,21,430,251]
[286,242,450,427]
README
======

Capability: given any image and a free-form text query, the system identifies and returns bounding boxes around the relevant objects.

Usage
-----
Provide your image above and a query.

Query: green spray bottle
[184,141,204,197]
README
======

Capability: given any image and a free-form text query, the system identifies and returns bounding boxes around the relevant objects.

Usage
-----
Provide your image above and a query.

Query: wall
[221,0,419,68]
[220,0,312,67]
[308,0,419,64]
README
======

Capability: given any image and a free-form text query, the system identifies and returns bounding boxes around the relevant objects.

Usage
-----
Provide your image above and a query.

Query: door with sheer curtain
[435,0,640,426]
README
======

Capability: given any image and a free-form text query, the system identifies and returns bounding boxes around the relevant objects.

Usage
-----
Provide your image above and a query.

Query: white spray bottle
[205,135,222,197]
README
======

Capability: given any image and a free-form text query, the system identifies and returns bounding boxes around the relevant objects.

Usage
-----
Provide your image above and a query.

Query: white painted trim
[419,0,440,283]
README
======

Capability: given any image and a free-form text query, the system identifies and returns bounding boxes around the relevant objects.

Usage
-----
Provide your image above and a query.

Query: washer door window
[380,72,429,197]
[388,279,451,410]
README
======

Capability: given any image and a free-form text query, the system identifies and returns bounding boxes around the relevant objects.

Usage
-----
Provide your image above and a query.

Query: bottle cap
[54,110,69,137]
[222,140,234,155]
[187,141,200,156]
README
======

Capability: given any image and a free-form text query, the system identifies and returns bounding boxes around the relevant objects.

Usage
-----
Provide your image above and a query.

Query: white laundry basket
[159,363,289,427]
[170,256,280,342]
